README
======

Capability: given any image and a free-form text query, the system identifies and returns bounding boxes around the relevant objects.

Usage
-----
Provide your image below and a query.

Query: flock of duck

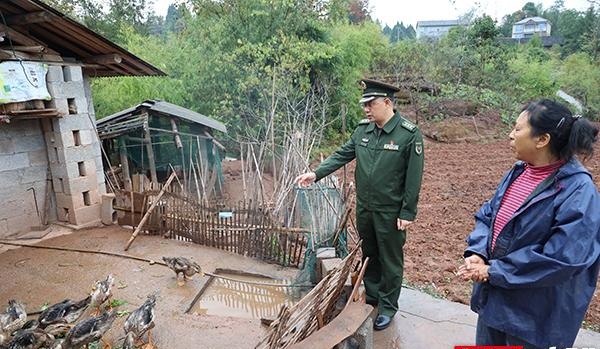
[0,256,204,349]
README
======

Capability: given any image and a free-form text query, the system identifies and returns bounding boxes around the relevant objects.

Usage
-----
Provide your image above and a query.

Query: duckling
[0,300,27,337]
[3,328,53,349]
[162,257,203,286]
[54,311,116,349]
[38,296,91,329]
[90,275,114,315]
[122,295,156,349]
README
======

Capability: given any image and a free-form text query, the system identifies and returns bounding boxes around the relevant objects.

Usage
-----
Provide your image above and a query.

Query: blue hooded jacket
[465,159,600,348]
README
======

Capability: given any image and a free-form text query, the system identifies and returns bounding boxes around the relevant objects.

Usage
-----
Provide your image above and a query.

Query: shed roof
[0,0,164,77]
[97,99,227,134]
[416,20,463,28]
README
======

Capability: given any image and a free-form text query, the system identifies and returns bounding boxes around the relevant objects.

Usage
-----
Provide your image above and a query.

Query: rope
[0,240,313,288]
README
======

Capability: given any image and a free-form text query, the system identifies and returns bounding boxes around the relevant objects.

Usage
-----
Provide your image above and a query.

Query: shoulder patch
[401,119,416,132]
[358,118,371,125]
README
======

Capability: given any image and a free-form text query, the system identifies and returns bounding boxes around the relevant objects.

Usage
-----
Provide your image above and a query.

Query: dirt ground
[0,226,298,348]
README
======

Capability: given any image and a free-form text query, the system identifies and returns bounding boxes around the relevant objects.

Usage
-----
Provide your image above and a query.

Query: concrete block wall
[42,65,105,227]
[0,119,54,238]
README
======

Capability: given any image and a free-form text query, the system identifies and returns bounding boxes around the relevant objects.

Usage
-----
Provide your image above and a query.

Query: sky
[152,0,595,27]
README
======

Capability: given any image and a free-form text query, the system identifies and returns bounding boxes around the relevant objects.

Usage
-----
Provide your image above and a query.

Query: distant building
[512,17,551,39]
[416,20,465,39]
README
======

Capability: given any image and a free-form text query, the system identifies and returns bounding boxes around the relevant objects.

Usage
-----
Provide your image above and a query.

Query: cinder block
[63,173,98,195]
[64,144,95,162]
[0,153,29,171]
[52,176,64,193]
[71,203,101,226]
[46,98,69,116]
[78,129,94,146]
[0,170,21,188]
[55,192,77,212]
[74,97,89,114]
[62,66,83,82]
[7,214,35,235]
[47,81,86,99]
[28,149,48,166]
[317,247,336,259]
[46,65,64,82]
[20,165,47,184]
[0,139,14,154]
[53,115,94,133]
[101,193,117,225]
[16,135,45,152]
[319,258,343,281]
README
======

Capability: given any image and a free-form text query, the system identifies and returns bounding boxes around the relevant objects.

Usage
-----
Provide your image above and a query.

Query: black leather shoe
[374,315,392,331]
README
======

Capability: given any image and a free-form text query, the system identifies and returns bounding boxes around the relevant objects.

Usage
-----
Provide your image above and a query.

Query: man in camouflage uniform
[295,79,424,330]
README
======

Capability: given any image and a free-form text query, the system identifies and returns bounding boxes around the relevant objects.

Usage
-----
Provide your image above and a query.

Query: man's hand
[397,219,413,231]
[294,172,316,187]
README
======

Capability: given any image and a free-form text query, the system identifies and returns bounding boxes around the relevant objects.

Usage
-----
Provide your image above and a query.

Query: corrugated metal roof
[0,0,165,77]
[97,100,227,133]
[416,20,463,28]
[514,17,549,25]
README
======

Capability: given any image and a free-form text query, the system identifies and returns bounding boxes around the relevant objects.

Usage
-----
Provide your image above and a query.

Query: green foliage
[557,53,600,118]
[506,54,556,101]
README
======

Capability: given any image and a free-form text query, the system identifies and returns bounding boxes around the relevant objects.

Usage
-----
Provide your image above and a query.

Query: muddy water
[194,274,304,319]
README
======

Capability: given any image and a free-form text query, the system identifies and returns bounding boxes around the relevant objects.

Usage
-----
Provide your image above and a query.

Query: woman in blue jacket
[458,99,600,349]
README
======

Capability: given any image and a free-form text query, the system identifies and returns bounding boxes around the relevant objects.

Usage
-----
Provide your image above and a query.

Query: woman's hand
[458,255,489,282]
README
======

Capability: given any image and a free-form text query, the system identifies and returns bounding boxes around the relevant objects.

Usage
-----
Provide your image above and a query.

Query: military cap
[359,78,400,104]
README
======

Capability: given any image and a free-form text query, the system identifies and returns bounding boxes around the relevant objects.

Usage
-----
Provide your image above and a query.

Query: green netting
[292,185,348,285]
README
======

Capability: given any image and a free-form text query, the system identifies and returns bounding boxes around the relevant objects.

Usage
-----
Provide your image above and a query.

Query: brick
[62,66,83,82]
[71,203,101,226]
[0,153,29,171]
[46,65,64,82]
[53,115,94,133]
[47,81,86,100]
[28,149,48,166]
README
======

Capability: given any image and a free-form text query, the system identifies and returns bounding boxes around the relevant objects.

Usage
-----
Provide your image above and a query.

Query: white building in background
[512,17,551,39]
[416,20,464,39]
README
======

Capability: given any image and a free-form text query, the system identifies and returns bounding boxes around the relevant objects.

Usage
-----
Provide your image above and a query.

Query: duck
[38,296,91,328]
[122,295,156,349]
[162,257,203,286]
[0,300,27,340]
[53,311,116,349]
[90,275,114,315]
[3,328,53,349]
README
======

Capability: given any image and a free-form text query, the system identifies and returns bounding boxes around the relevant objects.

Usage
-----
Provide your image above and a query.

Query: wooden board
[288,302,374,349]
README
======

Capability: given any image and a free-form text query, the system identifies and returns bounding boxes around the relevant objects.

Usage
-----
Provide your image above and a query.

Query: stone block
[63,173,98,195]
[17,135,46,152]
[71,203,101,226]
[0,139,14,154]
[79,129,94,146]
[317,247,336,259]
[46,98,69,116]
[101,193,117,225]
[28,149,48,166]
[62,66,83,82]
[319,258,343,281]
[20,165,47,184]
[53,115,94,133]
[0,170,21,188]
[47,81,86,100]
[0,153,29,171]
[74,97,89,114]
[64,144,95,162]
[335,317,373,349]
[46,65,64,82]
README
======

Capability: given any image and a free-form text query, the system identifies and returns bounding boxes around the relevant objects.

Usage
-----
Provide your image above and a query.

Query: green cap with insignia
[359,78,400,104]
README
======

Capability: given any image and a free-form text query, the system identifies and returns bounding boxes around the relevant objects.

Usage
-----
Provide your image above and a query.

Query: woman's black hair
[523,99,598,161]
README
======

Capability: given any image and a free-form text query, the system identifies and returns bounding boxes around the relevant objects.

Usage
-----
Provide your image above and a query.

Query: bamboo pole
[124,172,176,251]
[143,117,158,185]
